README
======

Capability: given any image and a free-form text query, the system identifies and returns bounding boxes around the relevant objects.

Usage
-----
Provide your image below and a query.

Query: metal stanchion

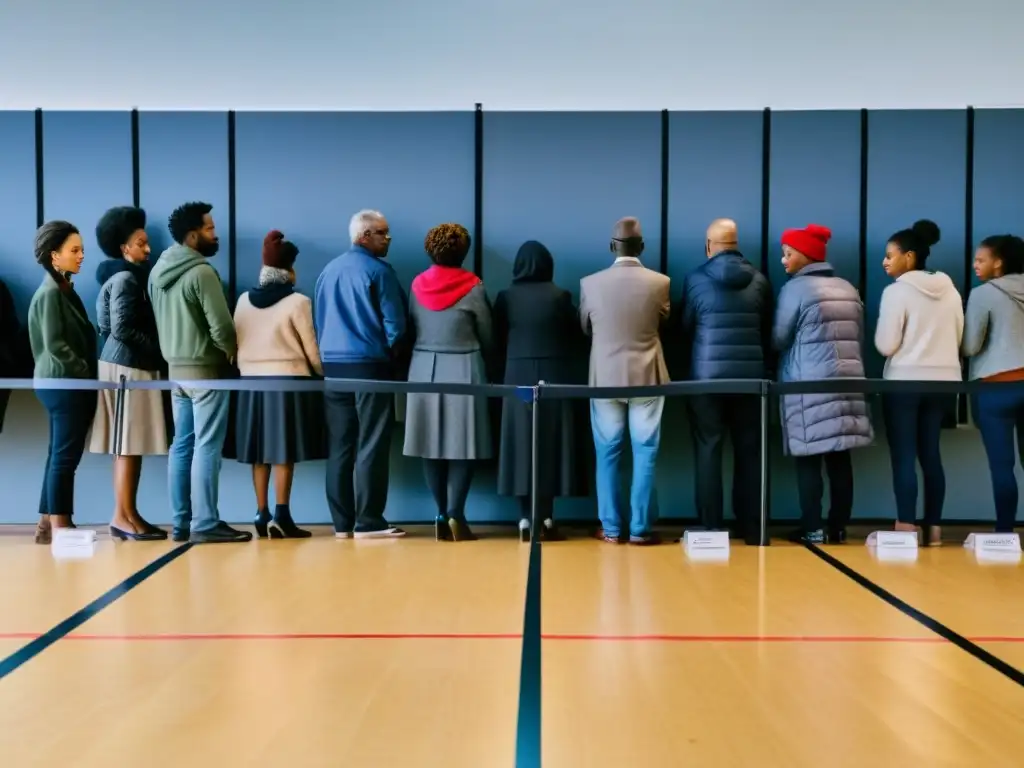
[530,383,541,538]
[758,380,771,546]
[113,374,127,457]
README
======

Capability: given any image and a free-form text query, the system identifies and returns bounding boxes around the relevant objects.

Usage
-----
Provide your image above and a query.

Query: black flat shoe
[190,523,253,543]
[253,508,272,539]
[268,505,312,539]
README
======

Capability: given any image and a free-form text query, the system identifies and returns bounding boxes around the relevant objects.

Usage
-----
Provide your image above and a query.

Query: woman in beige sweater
[234,231,325,538]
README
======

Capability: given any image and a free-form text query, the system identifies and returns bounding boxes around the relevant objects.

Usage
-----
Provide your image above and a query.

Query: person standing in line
[403,223,493,542]
[315,210,407,539]
[681,218,773,542]
[875,219,963,546]
[580,217,671,545]
[961,234,1024,533]
[149,201,251,543]
[494,240,587,542]
[89,206,169,541]
[774,224,873,544]
[234,231,325,539]
[28,221,98,544]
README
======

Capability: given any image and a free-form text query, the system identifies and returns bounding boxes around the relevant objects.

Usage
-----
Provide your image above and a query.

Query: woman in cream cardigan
[874,219,963,545]
[233,231,324,538]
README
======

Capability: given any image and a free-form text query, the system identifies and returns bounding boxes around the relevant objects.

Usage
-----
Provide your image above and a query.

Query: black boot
[435,513,452,541]
[268,505,312,539]
[253,508,272,539]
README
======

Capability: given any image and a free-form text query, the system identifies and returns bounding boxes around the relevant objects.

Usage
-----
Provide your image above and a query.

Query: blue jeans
[36,389,97,518]
[882,393,951,525]
[974,386,1024,532]
[169,387,230,533]
[590,397,664,537]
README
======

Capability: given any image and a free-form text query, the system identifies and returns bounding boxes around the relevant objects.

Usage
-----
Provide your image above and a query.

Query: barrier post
[530,382,541,538]
[758,379,771,546]
[113,374,127,457]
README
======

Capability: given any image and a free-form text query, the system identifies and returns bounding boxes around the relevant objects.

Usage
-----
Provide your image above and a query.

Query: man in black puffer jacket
[681,218,772,541]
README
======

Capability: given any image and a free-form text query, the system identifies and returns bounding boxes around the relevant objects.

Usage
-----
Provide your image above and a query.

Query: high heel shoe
[253,508,272,539]
[435,514,452,542]
[448,517,477,542]
[541,518,565,541]
[519,518,531,543]
[109,525,167,541]
[267,505,312,539]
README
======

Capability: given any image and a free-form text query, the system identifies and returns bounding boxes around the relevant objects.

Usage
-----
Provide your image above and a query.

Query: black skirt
[235,378,326,465]
[497,357,591,498]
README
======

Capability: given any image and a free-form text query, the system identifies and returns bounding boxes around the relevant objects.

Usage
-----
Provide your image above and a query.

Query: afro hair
[424,223,471,267]
[95,206,147,259]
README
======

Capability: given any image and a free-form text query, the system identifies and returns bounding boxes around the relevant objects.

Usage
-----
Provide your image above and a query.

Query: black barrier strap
[1,377,1022,399]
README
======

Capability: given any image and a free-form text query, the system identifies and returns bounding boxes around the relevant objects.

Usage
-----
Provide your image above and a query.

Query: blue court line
[514,534,542,768]
[804,543,1024,686]
[0,543,193,680]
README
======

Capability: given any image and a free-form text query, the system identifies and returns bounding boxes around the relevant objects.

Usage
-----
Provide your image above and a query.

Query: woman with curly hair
[89,206,168,540]
[403,223,493,541]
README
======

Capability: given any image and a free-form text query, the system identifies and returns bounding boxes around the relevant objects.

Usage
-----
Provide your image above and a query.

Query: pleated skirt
[89,361,169,456]
[234,378,327,465]
[403,349,493,460]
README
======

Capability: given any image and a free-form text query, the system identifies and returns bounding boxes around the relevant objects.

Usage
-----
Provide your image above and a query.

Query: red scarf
[410,265,481,311]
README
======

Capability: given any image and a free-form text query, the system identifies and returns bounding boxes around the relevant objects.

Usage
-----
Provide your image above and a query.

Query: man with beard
[149,201,251,543]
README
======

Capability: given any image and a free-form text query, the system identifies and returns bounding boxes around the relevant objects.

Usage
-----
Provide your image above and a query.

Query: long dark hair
[34,220,79,291]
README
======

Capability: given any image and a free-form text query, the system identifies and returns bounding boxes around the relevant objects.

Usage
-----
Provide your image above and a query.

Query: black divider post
[530,383,541,536]
[758,380,771,546]
[113,375,127,457]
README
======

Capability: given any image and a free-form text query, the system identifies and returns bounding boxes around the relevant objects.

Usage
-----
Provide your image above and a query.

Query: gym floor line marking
[3,631,1023,643]
[0,543,192,680]
[806,543,1024,688]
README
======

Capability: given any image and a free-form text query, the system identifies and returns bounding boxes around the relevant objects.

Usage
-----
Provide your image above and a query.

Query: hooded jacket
[148,243,236,379]
[95,258,163,372]
[962,273,1024,380]
[681,250,773,380]
[874,269,964,381]
[494,241,579,361]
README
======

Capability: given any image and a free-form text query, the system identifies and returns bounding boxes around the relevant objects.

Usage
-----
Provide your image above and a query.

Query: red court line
[4,630,1024,643]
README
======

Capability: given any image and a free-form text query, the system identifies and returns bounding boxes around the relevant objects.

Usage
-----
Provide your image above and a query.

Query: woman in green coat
[28,221,98,544]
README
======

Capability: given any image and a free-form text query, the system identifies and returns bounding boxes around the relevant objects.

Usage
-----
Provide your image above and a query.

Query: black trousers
[687,393,761,533]
[323,363,394,534]
[422,459,475,521]
[794,450,854,533]
[37,389,97,518]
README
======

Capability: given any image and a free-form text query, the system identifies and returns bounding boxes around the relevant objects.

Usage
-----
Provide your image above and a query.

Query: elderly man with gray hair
[314,209,408,538]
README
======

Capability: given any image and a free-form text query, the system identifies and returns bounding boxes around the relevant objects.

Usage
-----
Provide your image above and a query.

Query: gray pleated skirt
[402,349,493,460]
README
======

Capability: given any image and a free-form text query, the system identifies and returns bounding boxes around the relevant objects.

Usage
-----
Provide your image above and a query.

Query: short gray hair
[349,209,385,244]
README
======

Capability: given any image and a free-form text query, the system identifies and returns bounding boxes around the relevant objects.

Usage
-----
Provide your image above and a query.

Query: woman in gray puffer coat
[773,224,874,544]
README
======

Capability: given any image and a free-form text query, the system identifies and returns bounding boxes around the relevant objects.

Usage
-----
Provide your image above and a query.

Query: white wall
[2,0,1021,111]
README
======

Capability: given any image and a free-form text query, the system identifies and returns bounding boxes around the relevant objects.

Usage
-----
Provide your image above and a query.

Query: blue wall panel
[972,109,1024,292]
[234,112,474,299]
[42,112,133,319]
[138,112,230,288]
[0,112,39,320]
[865,110,967,378]
[768,111,861,292]
[666,111,762,290]
[481,112,662,297]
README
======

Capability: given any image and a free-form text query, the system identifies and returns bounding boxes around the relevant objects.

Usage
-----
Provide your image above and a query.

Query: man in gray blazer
[580,217,671,544]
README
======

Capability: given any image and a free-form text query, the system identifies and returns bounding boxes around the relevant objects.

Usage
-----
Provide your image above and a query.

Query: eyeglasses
[367,228,391,240]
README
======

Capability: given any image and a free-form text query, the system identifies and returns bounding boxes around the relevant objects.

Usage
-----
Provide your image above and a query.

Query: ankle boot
[253,508,272,539]
[268,505,311,539]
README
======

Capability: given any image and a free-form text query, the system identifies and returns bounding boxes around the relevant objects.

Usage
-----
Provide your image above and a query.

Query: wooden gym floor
[2,526,1024,767]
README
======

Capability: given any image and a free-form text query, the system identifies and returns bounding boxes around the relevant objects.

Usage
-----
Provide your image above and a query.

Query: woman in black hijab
[494,241,589,540]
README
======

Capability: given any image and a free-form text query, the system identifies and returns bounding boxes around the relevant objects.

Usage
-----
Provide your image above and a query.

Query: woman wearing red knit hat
[233,230,325,538]
[773,224,874,544]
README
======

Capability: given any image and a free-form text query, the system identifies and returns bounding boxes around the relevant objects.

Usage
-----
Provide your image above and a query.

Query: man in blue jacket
[681,218,772,541]
[315,209,408,538]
